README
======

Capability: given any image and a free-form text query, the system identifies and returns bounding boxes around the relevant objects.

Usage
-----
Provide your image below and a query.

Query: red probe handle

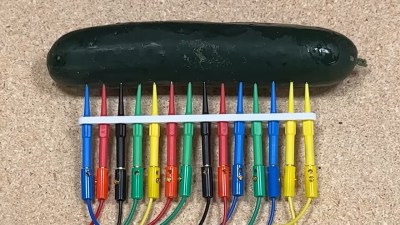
[218,122,229,166]
[218,165,230,198]
[96,167,109,200]
[98,125,109,167]
[166,123,177,166]
[164,165,178,198]
[218,121,230,198]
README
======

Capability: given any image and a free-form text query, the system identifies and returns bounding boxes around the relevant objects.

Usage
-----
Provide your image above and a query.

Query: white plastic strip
[79,113,316,125]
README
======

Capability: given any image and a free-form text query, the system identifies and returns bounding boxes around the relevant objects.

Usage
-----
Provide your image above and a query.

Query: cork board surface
[1,1,399,225]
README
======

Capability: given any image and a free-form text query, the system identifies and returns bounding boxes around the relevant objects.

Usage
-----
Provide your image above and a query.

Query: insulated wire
[89,200,104,225]
[123,199,139,225]
[117,201,123,225]
[248,197,262,225]
[199,197,211,225]
[288,197,297,225]
[160,197,188,225]
[140,198,154,225]
[281,198,312,225]
[267,198,276,225]
[86,200,100,225]
[226,196,238,221]
[148,198,172,225]
[221,197,228,225]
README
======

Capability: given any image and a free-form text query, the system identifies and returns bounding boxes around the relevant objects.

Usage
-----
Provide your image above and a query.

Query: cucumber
[46,21,358,87]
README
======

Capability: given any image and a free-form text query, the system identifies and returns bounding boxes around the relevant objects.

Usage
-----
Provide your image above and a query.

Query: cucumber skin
[47,21,358,87]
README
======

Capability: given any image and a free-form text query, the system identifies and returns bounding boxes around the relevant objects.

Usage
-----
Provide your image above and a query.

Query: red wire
[89,200,104,225]
[221,197,228,225]
[148,198,172,225]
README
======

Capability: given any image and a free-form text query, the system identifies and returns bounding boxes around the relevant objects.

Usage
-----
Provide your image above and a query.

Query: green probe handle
[131,123,144,200]
[179,122,194,197]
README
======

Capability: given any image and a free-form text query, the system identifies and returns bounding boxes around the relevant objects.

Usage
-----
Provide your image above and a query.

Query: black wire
[117,201,123,225]
[199,197,211,225]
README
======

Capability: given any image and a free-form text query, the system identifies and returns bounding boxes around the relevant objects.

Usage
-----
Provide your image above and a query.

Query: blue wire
[86,200,100,225]
[267,198,276,225]
[226,196,239,222]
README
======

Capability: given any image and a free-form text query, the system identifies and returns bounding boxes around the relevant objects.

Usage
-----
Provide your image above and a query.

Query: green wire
[123,199,139,225]
[160,197,188,225]
[248,197,262,225]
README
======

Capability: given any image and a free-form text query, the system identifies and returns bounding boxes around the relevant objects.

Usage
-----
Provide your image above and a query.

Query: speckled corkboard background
[1,1,399,225]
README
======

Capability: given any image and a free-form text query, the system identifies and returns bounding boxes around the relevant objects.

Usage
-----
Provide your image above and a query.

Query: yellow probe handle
[148,83,160,199]
[283,82,296,197]
[303,83,318,198]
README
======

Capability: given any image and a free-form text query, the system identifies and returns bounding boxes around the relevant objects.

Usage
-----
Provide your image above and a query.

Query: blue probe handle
[233,121,245,164]
[82,126,92,168]
[268,121,279,165]
[232,164,244,196]
[232,120,245,196]
[267,120,280,198]
[81,124,94,200]
[81,168,94,200]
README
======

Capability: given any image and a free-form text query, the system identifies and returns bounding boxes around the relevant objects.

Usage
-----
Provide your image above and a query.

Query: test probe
[115,83,127,225]
[123,84,144,225]
[199,82,214,225]
[81,85,100,225]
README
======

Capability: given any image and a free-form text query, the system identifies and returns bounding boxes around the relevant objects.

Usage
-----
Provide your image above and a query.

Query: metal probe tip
[186,82,192,115]
[253,83,259,113]
[169,82,175,115]
[84,84,90,116]
[220,83,226,114]
[202,82,208,114]
[305,83,311,113]
[118,83,124,116]
[135,84,142,116]
[101,84,107,116]
[237,82,244,114]
[271,81,277,113]
[288,82,294,113]
[152,82,158,116]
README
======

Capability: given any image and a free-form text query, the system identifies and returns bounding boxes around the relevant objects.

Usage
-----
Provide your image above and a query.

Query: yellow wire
[281,198,312,225]
[288,197,297,225]
[140,198,154,225]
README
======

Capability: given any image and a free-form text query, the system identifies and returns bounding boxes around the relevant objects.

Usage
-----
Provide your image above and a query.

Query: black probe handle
[201,166,213,198]
[115,123,127,201]
[201,122,212,165]
[201,121,213,198]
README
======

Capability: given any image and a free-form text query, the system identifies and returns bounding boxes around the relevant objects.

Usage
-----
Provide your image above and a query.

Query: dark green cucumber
[46,21,358,87]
